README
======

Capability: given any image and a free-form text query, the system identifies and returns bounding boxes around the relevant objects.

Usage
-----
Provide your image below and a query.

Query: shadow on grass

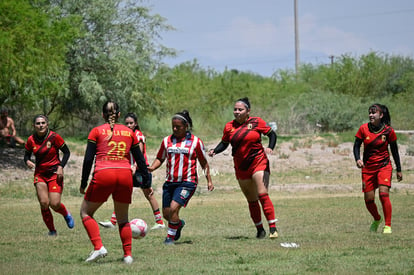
[225,236,249,240]
[175,240,193,245]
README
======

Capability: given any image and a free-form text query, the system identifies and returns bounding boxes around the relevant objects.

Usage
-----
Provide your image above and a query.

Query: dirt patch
[1,138,413,192]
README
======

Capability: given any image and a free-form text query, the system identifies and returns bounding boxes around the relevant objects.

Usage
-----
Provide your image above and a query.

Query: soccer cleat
[48,230,57,237]
[123,255,133,264]
[64,212,75,229]
[174,219,185,241]
[383,225,392,234]
[370,217,383,232]
[269,227,278,239]
[85,246,108,262]
[99,221,116,229]
[164,237,175,245]
[256,228,266,239]
[151,223,166,230]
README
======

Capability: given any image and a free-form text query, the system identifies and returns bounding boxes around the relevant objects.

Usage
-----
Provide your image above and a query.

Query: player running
[80,101,149,264]
[24,114,74,236]
[148,110,214,245]
[99,112,165,230]
[208,97,278,239]
[353,103,403,234]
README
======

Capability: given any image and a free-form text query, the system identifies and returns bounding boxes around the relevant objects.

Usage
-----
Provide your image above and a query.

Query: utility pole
[294,0,299,74]
[329,55,334,66]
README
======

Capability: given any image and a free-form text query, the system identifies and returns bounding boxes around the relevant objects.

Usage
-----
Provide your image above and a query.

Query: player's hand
[208,149,215,157]
[265,148,273,155]
[207,181,214,191]
[56,166,64,184]
[396,171,403,182]
[26,160,35,170]
[356,160,364,169]
[79,187,86,194]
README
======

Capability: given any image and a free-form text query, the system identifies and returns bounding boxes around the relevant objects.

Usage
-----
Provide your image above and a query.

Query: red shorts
[34,173,63,193]
[234,155,270,180]
[361,162,392,192]
[84,168,133,204]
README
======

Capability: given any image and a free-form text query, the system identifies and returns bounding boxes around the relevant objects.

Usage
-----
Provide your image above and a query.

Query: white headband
[236,100,250,110]
[172,114,188,125]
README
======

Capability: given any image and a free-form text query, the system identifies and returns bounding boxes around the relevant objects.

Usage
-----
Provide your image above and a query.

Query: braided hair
[102,101,120,142]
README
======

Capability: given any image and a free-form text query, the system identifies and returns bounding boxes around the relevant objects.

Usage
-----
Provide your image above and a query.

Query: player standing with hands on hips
[24,114,74,236]
[148,110,214,245]
[208,97,278,239]
[80,101,149,264]
[353,103,402,234]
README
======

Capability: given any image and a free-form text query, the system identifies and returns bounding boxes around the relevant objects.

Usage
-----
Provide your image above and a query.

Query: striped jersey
[134,129,149,166]
[156,131,207,183]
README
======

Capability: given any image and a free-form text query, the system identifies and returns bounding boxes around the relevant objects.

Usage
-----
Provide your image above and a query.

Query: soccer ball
[130,218,148,239]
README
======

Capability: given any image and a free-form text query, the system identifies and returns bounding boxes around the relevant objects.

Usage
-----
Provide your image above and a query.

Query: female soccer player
[353,103,403,234]
[24,115,74,236]
[99,113,165,230]
[80,101,149,264]
[148,110,214,245]
[208,97,278,239]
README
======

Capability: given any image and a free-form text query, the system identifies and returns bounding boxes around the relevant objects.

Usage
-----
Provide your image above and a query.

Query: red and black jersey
[25,130,65,175]
[88,123,139,171]
[222,117,271,171]
[355,123,397,170]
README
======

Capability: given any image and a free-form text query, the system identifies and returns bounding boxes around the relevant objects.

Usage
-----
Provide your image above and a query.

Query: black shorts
[133,170,152,189]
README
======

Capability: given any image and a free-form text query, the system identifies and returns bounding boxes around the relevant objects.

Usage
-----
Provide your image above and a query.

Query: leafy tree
[46,0,176,133]
[0,0,79,117]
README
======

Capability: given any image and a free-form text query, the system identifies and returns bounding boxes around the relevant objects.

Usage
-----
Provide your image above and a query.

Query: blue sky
[148,0,414,76]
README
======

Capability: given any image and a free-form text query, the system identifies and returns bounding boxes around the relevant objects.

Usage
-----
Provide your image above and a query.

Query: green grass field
[1,135,413,274]
[1,186,413,274]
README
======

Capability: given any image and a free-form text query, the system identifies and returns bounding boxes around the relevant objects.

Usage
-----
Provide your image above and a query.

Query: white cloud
[299,14,374,56]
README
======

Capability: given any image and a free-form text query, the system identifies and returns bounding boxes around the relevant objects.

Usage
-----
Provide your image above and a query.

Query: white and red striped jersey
[129,129,149,166]
[156,132,207,184]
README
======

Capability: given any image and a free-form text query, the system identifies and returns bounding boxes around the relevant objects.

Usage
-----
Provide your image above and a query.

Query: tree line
[1,0,413,138]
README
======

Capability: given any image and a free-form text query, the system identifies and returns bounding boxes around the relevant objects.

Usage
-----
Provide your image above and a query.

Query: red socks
[167,221,180,239]
[259,193,277,229]
[82,216,132,256]
[54,203,69,217]
[82,216,103,250]
[248,200,262,228]
[248,194,277,230]
[153,209,164,224]
[110,211,117,225]
[118,222,132,257]
[379,192,392,226]
[41,208,55,232]
[365,199,381,221]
